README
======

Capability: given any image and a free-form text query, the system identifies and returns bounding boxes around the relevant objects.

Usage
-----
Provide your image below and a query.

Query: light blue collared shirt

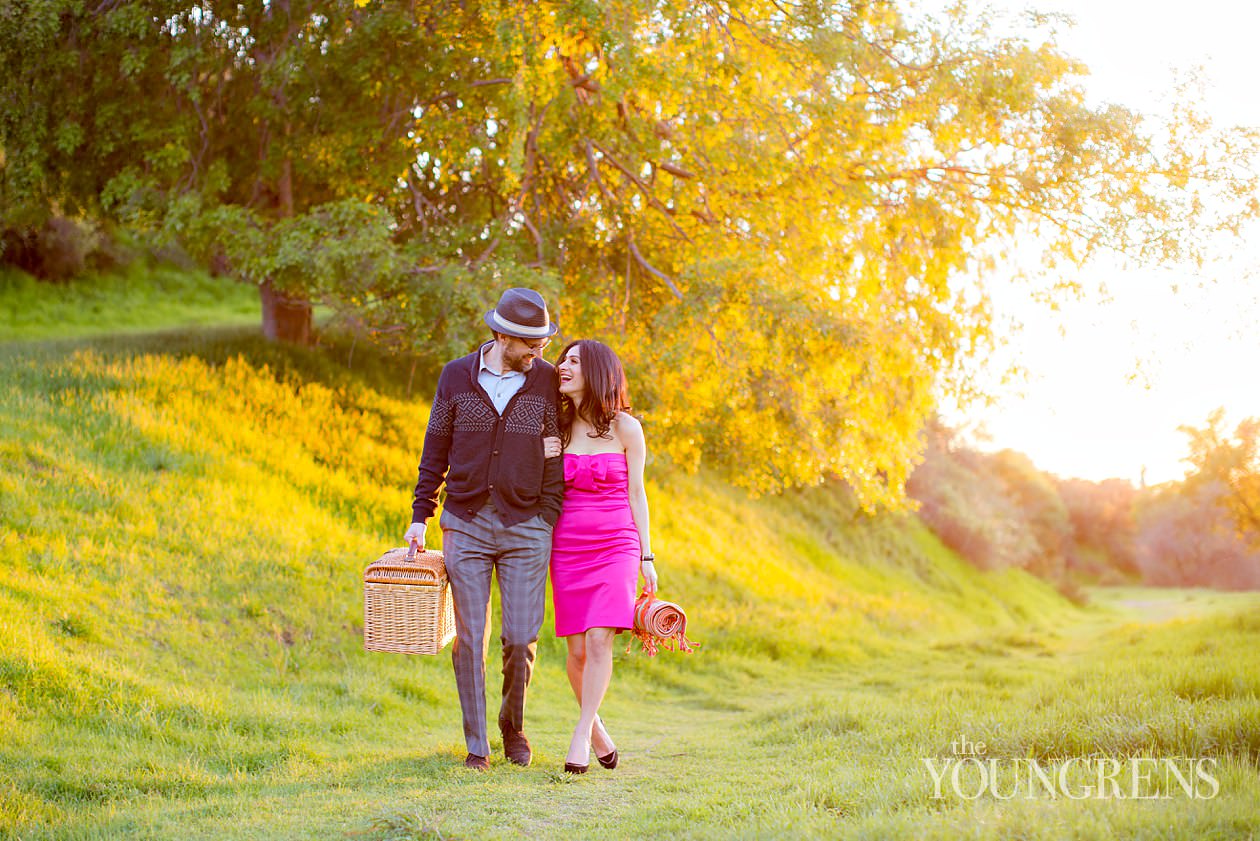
[477,342,526,415]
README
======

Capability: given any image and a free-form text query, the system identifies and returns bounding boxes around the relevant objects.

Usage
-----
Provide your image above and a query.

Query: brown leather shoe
[501,728,532,767]
[464,753,490,771]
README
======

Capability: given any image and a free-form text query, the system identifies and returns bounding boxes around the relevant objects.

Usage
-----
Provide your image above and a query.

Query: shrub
[0,217,126,281]
[1135,482,1260,589]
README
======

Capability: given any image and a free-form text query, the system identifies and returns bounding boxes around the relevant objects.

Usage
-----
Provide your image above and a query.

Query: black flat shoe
[563,762,588,774]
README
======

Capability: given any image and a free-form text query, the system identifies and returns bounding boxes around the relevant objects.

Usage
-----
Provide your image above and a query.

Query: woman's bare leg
[565,627,616,765]
[565,632,616,757]
[565,634,586,701]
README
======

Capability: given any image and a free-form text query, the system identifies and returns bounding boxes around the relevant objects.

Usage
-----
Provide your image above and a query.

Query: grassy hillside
[0,265,259,341]
[2,271,1257,839]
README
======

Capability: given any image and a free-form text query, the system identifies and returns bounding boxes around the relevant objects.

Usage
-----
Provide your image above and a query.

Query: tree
[1,0,484,340]
[1180,409,1260,545]
[1134,481,1260,589]
[984,449,1070,578]
[907,418,1043,570]
[3,1,1256,505]
[1057,477,1138,579]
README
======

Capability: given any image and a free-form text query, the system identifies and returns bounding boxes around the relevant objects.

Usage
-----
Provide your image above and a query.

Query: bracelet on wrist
[640,553,655,564]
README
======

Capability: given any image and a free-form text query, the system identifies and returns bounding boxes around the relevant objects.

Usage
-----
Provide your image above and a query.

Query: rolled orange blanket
[626,592,700,656]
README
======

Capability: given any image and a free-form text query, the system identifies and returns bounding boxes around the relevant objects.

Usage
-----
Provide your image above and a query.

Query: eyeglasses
[514,336,551,352]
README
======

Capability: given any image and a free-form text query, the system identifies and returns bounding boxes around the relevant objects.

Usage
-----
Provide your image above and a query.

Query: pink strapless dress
[550,452,640,636]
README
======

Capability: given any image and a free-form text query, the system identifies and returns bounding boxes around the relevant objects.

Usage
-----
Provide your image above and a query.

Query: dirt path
[1091,586,1260,624]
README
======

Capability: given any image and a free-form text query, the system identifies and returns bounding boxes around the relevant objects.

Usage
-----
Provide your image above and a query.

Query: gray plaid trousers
[440,503,551,757]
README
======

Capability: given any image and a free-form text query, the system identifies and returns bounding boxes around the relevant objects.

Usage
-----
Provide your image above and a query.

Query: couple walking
[404,287,658,774]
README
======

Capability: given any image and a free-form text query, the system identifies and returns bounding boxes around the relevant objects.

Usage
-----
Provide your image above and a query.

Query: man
[404,287,564,771]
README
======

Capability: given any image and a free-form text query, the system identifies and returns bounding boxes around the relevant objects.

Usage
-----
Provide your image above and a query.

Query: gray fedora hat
[484,287,560,339]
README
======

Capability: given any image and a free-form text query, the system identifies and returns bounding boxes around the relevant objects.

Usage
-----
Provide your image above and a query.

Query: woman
[548,339,658,774]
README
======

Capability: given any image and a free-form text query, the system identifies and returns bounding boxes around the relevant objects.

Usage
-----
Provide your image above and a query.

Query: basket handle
[407,537,420,561]
[364,563,442,584]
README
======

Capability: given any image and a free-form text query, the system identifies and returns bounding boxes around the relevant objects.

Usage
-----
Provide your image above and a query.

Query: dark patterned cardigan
[411,348,564,527]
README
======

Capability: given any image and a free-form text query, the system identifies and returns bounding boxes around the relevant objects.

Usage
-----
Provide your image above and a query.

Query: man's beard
[506,353,534,373]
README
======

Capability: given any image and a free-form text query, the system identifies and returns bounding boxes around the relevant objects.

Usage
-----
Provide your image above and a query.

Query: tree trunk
[260,279,312,344]
[259,148,310,343]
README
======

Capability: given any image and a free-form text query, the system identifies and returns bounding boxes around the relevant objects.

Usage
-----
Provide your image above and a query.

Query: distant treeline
[909,417,1260,594]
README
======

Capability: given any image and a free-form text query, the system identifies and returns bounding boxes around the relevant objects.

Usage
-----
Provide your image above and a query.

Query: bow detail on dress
[565,454,611,492]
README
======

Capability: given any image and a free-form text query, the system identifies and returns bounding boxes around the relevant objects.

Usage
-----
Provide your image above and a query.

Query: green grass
[0,264,260,341]
[1,270,1258,839]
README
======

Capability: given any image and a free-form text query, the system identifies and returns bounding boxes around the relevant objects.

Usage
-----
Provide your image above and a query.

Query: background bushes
[909,418,1260,591]
[0,217,131,282]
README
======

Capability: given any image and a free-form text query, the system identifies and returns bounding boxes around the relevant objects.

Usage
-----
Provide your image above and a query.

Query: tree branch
[519,209,545,267]
[470,232,501,270]
[658,161,696,179]
[584,140,617,207]
[628,235,683,300]
[589,140,691,241]
[406,168,434,233]
[628,232,727,361]
[423,78,513,109]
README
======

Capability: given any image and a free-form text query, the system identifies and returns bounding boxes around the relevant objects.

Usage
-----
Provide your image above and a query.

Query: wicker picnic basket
[363,545,456,655]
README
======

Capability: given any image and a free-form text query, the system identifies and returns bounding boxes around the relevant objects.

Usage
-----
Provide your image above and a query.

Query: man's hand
[543,436,563,458]
[403,521,427,552]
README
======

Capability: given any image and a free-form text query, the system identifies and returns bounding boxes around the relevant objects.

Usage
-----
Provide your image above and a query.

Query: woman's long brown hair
[557,339,630,447]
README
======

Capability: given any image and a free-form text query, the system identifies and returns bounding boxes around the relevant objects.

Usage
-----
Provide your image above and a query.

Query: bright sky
[928,0,1260,485]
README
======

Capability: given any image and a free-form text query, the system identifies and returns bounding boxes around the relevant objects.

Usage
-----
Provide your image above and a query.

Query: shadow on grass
[0,324,444,402]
